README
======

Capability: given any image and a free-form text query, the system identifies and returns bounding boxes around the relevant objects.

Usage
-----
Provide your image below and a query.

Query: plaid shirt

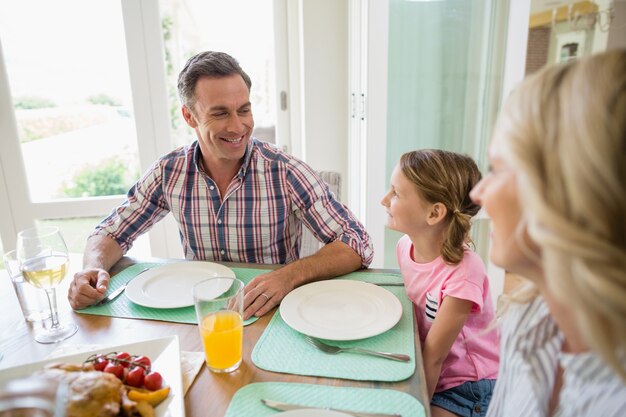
[94,138,373,266]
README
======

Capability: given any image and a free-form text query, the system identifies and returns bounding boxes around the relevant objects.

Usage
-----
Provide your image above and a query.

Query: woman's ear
[427,202,448,226]
[182,106,198,128]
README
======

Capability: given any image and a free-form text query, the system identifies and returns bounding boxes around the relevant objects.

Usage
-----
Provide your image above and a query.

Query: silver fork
[304,335,411,362]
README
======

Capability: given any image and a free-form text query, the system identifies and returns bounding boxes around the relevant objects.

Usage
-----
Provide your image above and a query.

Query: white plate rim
[279,279,402,341]
[125,261,236,308]
[0,335,184,417]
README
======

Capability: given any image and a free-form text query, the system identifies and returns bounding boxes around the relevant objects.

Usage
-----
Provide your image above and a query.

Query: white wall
[300,0,349,199]
[607,1,626,50]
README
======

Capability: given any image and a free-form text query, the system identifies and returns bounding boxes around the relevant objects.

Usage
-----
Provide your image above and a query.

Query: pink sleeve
[441,253,487,312]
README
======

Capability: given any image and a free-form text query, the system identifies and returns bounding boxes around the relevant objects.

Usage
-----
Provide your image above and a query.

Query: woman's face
[470,135,540,275]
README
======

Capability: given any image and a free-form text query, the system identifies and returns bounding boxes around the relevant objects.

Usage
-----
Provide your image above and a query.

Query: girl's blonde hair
[400,149,482,264]
[496,50,626,379]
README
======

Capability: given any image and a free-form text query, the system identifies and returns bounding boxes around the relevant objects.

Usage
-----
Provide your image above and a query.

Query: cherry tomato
[133,355,151,370]
[103,363,125,380]
[93,358,109,371]
[115,352,132,368]
[143,371,163,391]
[125,366,145,388]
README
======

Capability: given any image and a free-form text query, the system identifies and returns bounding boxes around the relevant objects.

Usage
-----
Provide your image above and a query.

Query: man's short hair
[177,51,252,110]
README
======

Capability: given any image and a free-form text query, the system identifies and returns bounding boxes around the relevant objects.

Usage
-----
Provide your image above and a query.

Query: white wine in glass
[16,226,78,344]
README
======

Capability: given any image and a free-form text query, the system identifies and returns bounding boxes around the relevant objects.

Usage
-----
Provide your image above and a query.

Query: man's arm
[67,235,124,309]
[242,240,361,319]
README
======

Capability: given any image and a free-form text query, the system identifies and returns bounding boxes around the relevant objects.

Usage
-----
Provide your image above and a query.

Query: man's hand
[242,241,363,319]
[68,268,110,309]
[68,235,123,309]
[243,268,296,320]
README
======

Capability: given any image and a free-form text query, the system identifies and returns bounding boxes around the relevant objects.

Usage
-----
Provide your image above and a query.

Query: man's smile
[220,135,245,144]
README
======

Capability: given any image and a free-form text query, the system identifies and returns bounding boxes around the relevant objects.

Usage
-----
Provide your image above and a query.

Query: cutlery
[95,267,149,306]
[261,399,402,417]
[367,282,404,286]
[304,335,411,362]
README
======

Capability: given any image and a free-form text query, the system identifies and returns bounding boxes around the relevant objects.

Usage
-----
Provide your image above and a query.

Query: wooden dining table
[0,255,431,417]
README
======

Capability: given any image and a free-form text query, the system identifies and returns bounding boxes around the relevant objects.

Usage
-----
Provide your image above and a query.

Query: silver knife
[95,267,149,306]
[367,282,404,286]
[261,399,402,417]
[95,284,126,306]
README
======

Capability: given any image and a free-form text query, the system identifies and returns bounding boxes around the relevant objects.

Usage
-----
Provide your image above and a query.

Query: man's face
[182,74,254,172]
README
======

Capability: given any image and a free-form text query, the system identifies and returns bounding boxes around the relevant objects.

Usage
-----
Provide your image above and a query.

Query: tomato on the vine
[126,366,145,388]
[144,371,163,391]
[133,355,151,370]
[84,351,164,390]
[115,352,132,368]
[103,363,125,380]
[92,354,109,371]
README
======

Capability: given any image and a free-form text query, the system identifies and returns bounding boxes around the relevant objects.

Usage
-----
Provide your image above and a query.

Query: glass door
[381,0,510,268]
[0,0,145,255]
[354,0,530,307]
[0,0,289,258]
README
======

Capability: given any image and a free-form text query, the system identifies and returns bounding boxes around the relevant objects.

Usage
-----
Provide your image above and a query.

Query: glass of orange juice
[193,277,244,373]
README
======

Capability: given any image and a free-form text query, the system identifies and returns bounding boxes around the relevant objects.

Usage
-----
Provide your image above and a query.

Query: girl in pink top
[381,150,499,417]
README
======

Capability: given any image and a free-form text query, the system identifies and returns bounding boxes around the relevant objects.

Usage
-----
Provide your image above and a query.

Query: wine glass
[16,226,78,344]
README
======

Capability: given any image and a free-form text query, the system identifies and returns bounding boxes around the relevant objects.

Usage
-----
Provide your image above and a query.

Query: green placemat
[251,272,416,382]
[225,382,426,417]
[76,263,267,326]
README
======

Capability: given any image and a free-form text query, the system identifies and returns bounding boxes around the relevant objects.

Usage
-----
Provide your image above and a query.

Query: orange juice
[200,310,243,372]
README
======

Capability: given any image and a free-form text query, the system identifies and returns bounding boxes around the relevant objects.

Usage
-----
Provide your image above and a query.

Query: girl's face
[381,165,433,236]
[470,136,540,275]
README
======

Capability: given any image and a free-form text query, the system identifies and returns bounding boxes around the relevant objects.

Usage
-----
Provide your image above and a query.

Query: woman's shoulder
[499,296,552,340]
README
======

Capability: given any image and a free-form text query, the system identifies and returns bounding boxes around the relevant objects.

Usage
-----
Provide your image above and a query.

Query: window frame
[0,0,291,257]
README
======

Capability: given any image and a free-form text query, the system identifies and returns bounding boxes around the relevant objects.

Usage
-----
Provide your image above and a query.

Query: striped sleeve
[91,158,170,252]
[286,159,374,267]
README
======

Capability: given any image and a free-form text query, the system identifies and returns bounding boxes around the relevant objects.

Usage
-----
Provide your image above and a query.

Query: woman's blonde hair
[496,50,626,378]
[400,149,482,264]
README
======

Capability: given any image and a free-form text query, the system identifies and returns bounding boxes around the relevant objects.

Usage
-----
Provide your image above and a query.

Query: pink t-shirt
[397,235,499,392]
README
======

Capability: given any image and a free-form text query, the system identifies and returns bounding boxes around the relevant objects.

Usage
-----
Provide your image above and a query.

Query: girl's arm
[422,295,473,400]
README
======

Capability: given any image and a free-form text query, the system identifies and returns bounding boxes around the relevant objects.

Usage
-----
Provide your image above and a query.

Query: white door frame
[363,0,389,269]
[121,0,180,259]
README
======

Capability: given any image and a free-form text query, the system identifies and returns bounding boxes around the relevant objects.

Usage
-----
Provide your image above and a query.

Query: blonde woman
[470,50,626,416]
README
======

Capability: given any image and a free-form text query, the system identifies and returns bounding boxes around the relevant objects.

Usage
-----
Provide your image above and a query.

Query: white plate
[125,261,236,308]
[0,336,184,417]
[275,410,351,417]
[280,280,402,341]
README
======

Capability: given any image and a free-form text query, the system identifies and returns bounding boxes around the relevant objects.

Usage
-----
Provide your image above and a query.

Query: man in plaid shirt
[68,51,373,318]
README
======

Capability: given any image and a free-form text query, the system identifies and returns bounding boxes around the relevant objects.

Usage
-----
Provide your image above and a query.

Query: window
[0,0,288,257]
[0,0,140,203]
[159,0,278,147]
